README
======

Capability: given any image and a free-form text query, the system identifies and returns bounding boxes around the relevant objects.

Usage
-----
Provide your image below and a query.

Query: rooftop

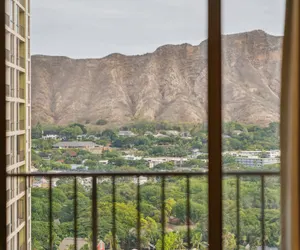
[53,141,99,147]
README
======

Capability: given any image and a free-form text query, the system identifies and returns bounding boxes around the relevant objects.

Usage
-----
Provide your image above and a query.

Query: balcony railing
[5,13,10,27]
[19,243,26,250]
[18,0,25,7]
[19,88,25,99]
[17,218,25,227]
[8,171,280,250]
[5,85,10,97]
[7,155,15,166]
[6,224,11,237]
[6,154,11,166]
[6,190,10,202]
[6,50,15,64]
[10,122,14,131]
[19,120,25,130]
[18,57,25,69]
[17,151,25,162]
[6,120,10,131]
[19,181,25,193]
[18,25,25,38]
[5,49,10,62]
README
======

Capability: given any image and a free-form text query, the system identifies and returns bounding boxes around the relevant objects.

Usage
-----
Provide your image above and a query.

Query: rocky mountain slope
[31,30,282,126]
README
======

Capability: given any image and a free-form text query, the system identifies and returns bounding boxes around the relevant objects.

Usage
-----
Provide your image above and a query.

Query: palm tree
[173,232,187,250]
[191,232,208,250]
[67,244,75,250]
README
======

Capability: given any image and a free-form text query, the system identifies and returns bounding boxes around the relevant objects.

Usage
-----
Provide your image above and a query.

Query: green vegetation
[31,176,280,250]
[31,121,280,249]
[96,119,108,126]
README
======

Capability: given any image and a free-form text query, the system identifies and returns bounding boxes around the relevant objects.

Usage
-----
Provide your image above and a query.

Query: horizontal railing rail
[8,171,280,177]
[7,171,280,250]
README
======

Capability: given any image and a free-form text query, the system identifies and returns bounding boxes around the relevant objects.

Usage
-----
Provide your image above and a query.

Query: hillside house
[53,141,100,149]
[58,238,87,250]
[144,157,188,168]
[236,157,280,167]
[118,130,136,137]
[42,134,59,140]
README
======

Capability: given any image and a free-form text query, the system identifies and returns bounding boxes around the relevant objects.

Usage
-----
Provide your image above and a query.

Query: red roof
[68,151,77,157]
[97,240,105,250]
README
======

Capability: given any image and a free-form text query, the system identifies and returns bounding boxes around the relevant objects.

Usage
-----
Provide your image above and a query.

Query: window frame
[1,1,299,250]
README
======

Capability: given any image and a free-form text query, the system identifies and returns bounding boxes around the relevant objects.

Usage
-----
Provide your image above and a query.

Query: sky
[32,0,286,58]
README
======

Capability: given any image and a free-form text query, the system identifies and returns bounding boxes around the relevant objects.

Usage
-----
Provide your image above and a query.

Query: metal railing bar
[186,175,191,250]
[112,176,117,250]
[25,175,28,246]
[49,177,53,249]
[136,176,141,250]
[74,177,78,250]
[236,176,240,250]
[261,176,265,250]
[7,171,280,177]
[161,176,166,250]
[92,177,97,250]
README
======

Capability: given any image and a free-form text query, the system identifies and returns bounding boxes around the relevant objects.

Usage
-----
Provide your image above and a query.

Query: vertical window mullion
[208,0,223,249]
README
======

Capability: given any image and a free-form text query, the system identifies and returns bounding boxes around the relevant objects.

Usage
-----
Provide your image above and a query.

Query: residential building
[5,0,31,249]
[98,160,109,165]
[153,133,169,138]
[70,164,85,170]
[53,141,100,149]
[144,157,188,168]
[118,130,136,137]
[58,237,88,250]
[123,154,142,161]
[266,150,281,158]
[236,157,280,168]
[257,247,278,250]
[223,150,281,159]
[42,134,59,140]
[165,130,180,136]
[132,176,148,185]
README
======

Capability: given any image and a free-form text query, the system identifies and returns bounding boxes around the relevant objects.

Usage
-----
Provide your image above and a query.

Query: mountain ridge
[31,30,282,126]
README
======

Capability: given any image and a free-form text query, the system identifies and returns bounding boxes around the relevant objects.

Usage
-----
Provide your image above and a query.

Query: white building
[118,131,135,137]
[99,160,109,165]
[165,130,180,136]
[266,150,281,158]
[123,155,142,161]
[144,157,188,168]
[132,176,148,185]
[257,247,278,250]
[224,150,281,159]
[236,157,280,167]
[42,134,59,140]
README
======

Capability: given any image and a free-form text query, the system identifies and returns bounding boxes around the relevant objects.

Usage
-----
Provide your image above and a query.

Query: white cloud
[31,0,285,58]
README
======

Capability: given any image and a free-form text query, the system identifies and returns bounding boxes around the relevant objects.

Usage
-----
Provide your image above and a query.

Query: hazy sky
[32,0,286,58]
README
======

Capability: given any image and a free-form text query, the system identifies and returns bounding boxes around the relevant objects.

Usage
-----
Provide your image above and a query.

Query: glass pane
[222,1,285,249]
[28,0,209,249]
